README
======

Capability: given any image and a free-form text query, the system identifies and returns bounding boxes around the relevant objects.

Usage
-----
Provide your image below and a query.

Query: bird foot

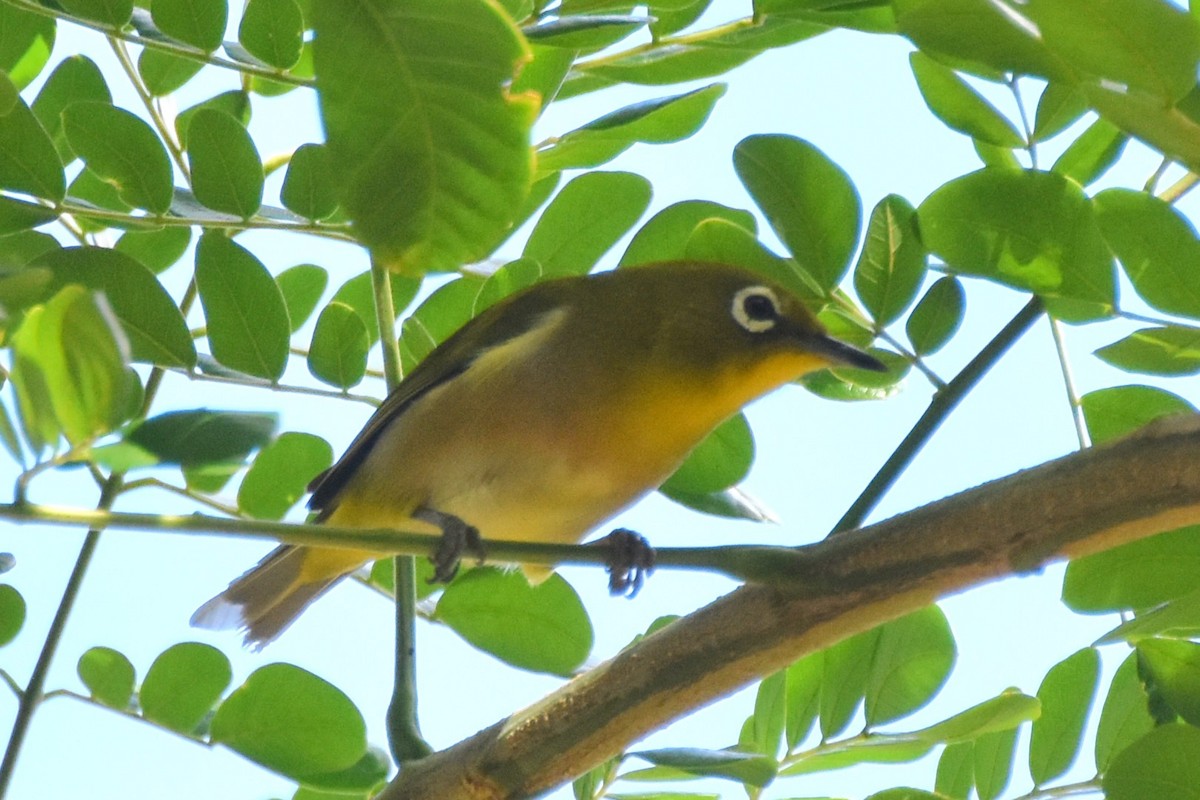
[415,507,485,583]
[598,528,655,597]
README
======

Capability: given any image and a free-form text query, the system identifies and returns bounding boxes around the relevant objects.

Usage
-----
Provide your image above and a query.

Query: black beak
[805,333,888,372]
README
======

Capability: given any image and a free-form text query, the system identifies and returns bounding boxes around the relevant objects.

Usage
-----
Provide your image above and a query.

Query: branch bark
[381,414,1200,799]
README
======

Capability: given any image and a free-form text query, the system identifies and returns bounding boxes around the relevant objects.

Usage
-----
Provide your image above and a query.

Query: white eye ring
[732,286,780,333]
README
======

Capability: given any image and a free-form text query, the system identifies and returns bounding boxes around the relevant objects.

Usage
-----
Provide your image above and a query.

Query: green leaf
[114,227,192,274]
[31,55,111,162]
[682,217,824,308]
[565,16,822,94]
[238,432,333,520]
[1094,188,1200,318]
[1052,119,1126,186]
[58,0,132,26]
[10,286,136,444]
[631,748,778,787]
[0,196,56,235]
[77,646,135,709]
[972,726,1017,800]
[1097,585,1200,645]
[660,414,752,496]
[917,168,1114,321]
[1095,326,1200,376]
[187,109,264,218]
[523,171,651,276]
[1137,639,1200,727]
[649,0,712,37]
[140,643,232,733]
[1064,525,1200,613]
[329,269,422,346]
[747,670,786,758]
[908,52,1023,147]
[785,652,822,750]
[127,409,277,466]
[281,143,337,220]
[313,0,537,273]
[865,606,956,727]
[935,741,974,800]
[620,200,757,267]
[734,134,861,292]
[195,233,290,379]
[853,195,926,327]
[659,485,777,522]
[435,568,593,676]
[35,246,196,368]
[1032,83,1087,143]
[906,276,965,356]
[0,3,54,90]
[1080,385,1195,445]
[912,690,1040,744]
[1094,652,1156,772]
[0,584,25,646]
[151,0,228,51]
[211,663,368,784]
[1103,724,1200,800]
[524,14,648,51]
[802,348,908,402]
[1029,648,1099,785]
[1084,82,1200,173]
[537,84,725,172]
[895,0,1200,102]
[307,302,369,388]
[820,627,878,738]
[276,263,329,332]
[782,737,932,777]
[398,275,485,372]
[0,89,65,203]
[62,102,173,214]
[176,90,252,149]
[240,0,303,68]
[137,48,205,96]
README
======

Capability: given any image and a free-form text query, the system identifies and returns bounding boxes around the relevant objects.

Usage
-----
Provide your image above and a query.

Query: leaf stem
[107,36,191,181]
[831,297,1045,534]
[1158,171,1200,204]
[49,199,355,241]
[370,259,432,762]
[169,366,381,406]
[1048,317,1090,449]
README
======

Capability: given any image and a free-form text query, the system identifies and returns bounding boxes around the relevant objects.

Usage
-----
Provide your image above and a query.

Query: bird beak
[803,333,888,372]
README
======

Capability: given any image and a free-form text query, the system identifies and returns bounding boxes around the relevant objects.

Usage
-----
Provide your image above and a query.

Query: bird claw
[599,528,655,597]
[415,507,485,583]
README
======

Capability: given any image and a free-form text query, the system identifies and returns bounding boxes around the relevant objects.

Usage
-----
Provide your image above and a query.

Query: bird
[191,260,886,646]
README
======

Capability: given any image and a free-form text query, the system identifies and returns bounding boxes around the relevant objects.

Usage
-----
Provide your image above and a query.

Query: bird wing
[306,278,574,517]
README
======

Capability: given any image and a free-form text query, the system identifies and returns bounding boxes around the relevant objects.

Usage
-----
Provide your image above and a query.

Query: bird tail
[191,545,370,649]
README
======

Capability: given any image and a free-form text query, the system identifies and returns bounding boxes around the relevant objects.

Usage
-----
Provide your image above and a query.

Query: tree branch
[380,413,1200,800]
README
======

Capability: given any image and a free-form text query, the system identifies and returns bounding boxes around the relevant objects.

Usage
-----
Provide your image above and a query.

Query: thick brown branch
[381,414,1200,800]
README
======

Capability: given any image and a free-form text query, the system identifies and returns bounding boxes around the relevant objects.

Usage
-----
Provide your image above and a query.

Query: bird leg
[414,507,486,583]
[597,528,656,597]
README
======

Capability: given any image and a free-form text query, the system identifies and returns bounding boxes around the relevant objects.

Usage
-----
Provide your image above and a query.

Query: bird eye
[732,286,780,333]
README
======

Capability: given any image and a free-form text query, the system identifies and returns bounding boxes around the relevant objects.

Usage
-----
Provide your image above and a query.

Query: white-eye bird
[192,261,885,646]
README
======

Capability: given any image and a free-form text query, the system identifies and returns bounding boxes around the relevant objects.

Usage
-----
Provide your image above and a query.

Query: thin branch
[832,297,1045,534]
[107,36,191,181]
